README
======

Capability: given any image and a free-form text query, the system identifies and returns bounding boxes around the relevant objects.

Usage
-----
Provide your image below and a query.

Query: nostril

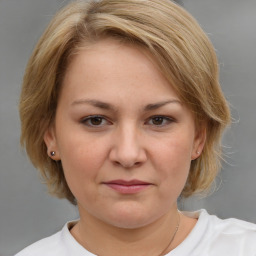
[109,145,147,168]
[113,160,141,168]
[113,161,121,166]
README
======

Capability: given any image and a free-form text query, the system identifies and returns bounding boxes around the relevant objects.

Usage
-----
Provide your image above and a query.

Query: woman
[16,0,256,255]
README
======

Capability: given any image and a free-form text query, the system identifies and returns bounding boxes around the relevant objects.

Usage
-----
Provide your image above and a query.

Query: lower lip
[104,184,151,194]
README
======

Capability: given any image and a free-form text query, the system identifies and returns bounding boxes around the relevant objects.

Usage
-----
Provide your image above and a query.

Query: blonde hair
[20,0,230,204]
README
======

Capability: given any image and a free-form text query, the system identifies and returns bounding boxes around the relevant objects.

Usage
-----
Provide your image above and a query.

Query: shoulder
[15,220,94,256]
[14,220,81,256]
[200,209,256,236]
[173,209,256,256]
[194,209,256,255]
[15,230,64,256]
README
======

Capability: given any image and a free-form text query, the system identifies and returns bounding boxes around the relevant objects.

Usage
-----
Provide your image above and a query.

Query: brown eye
[81,115,109,127]
[152,117,164,125]
[90,117,103,126]
[147,116,174,126]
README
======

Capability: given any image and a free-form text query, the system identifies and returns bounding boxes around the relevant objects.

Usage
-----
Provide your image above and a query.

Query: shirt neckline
[62,209,209,256]
[166,209,210,255]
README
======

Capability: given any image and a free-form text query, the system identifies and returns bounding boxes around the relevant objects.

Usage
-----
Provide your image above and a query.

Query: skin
[44,39,206,255]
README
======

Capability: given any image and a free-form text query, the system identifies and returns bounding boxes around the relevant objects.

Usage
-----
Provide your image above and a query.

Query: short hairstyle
[20,0,230,204]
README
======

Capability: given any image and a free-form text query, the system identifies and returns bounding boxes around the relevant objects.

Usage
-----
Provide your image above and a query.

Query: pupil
[153,117,163,125]
[91,117,102,125]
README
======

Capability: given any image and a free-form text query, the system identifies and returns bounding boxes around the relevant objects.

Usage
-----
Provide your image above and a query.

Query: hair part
[20,0,230,204]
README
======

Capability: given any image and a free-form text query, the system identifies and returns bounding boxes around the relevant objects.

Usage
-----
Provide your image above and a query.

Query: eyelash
[80,115,175,128]
[146,116,174,126]
[80,115,111,127]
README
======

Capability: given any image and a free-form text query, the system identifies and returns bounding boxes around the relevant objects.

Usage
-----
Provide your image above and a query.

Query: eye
[81,115,110,127]
[147,116,174,126]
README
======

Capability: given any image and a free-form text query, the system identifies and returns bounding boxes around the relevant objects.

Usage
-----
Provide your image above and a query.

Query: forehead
[62,38,179,100]
[56,38,196,126]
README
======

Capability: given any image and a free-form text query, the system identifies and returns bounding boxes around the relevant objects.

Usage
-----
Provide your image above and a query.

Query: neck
[71,205,180,256]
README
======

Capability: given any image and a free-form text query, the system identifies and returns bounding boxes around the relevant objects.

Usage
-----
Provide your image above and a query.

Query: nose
[109,124,147,168]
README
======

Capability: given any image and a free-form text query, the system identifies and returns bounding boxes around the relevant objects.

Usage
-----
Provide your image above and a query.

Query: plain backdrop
[0,0,256,255]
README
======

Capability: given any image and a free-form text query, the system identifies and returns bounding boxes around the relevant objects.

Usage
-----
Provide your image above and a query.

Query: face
[44,39,205,229]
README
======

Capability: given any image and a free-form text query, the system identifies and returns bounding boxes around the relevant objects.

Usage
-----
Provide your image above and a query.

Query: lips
[102,179,152,194]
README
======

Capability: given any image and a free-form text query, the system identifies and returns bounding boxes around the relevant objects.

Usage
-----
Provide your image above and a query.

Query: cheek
[57,134,108,193]
[151,135,193,190]
[57,125,107,168]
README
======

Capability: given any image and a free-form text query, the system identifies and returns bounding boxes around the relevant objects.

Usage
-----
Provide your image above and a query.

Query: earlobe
[191,127,206,160]
[44,126,60,160]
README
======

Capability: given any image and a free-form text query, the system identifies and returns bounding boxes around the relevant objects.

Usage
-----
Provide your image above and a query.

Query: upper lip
[102,179,152,186]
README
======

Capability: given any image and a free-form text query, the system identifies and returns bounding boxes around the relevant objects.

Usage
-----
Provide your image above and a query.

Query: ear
[44,125,60,160]
[191,125,206,160]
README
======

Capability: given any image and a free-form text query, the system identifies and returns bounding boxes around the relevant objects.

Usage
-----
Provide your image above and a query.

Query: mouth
[102,179,153,194]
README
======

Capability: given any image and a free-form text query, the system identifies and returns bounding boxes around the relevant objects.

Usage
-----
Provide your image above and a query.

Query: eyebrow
[144,100,181,111]
[71,99,115,110]
[71,99,181,111]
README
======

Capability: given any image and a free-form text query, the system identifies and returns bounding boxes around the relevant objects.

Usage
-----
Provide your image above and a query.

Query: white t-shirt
[15,209,256,256]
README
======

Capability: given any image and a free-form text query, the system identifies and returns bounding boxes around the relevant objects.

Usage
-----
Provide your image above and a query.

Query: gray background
[0,0,255,255]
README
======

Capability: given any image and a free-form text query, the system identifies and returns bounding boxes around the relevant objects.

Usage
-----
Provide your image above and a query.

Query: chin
[102,204,164,229]
[107,216,156,230]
